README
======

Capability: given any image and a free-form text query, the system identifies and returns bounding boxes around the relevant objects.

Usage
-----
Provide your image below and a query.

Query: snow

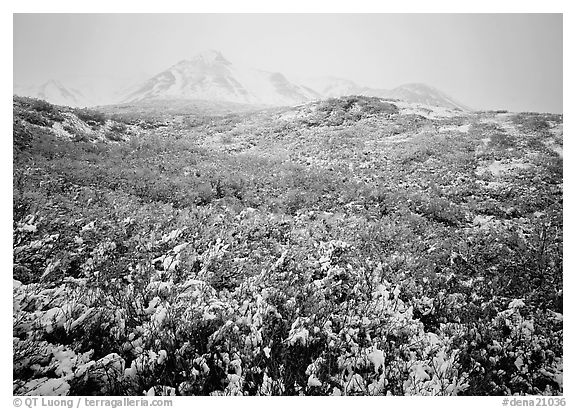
[181,279,207,289]
[393,100,462,119]
[367,347,385,373]
[473,215,495,227]
[414,364,430,381]
[144,296,161,314]
[190,49,230,65]
[152,305,168,326]
[508,299,526,310]
[161,228,186,243]
[19,223,37,233]
[69,307,96,330]
[40,307,66,333]
[475,160,531,177]
[389,83,469,111]
[203,310,217,320]
[287,327,309,346]
[549,311,563,322]
[157,350,168,365]
[172,242,189,253]
[15,80,88,107]
[124,51,319,106]
[81,221,95,232]
[124,362,138,379]
[52,348,77,378]
[346,374,366,393]
[440,124,471,133]
[21,377,70,395]
[97,353,124,371]
[161,255,179,271]
[146,280,173,296]
[300,76,362,98]
[544,138,563,158]
[307,374,322,387]
[427,333,441,347]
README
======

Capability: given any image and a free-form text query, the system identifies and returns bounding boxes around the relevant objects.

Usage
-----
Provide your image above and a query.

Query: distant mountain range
[300,77,470,111]
[14,80,87,108]
[13,50,470,111]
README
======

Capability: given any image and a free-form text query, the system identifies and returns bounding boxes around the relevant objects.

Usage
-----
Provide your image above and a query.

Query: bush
[105,122,128,142]
[75,108,107,127]
[13,119,33,151]
[109,122,128,133]
[30,99,65,122]
[305,96,399,127]
[512,114,551,134]
[489,132,515,149]
[31,99,56,113]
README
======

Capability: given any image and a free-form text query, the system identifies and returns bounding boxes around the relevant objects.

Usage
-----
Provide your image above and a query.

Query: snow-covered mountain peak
[394,83,440,94]
[13,80,87,107]
[121,51,319,106]
[188,49,230,66]
[43,79,65,88]
[389,83,470,111]
[302,77,363,97]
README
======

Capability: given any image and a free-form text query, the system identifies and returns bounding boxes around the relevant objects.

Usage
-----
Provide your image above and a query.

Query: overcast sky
[13,13,562,113]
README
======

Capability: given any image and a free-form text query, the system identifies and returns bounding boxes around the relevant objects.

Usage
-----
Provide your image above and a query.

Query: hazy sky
[13,13,563,113]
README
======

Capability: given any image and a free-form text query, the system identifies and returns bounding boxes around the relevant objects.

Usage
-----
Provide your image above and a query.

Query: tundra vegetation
[13,95,562,396]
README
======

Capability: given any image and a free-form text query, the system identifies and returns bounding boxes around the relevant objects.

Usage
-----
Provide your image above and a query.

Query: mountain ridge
[14,50,470,111]
[122,50,321,106]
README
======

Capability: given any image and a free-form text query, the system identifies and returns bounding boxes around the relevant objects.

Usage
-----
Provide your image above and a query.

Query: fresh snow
[367,347,385,373]
[14,51,469,110]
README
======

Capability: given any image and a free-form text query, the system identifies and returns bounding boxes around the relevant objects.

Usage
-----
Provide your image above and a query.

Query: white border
[3,3,572,408]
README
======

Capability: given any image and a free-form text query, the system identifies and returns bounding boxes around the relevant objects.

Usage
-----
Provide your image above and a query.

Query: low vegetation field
[13,95,563,396]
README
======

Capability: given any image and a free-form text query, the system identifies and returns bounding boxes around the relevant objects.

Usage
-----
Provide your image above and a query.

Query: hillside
[13,95,562,396]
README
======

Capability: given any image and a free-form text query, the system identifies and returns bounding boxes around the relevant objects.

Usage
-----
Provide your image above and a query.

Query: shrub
[489,132,515,149]
[105,122,128,142]
[30,99,65,122]
[13,119,33,151]
[75,108,107,127]
[31,99,56,113]
[109,113,141,126]
[307,96,399,127]
[512,114,551,134]
[18,109,53,127]
[109,122,128,133]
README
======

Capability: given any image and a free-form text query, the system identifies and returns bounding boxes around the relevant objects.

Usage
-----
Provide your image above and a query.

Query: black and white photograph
[10,10,565,401]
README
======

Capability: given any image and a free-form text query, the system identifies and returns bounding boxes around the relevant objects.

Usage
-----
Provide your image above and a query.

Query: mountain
[387,83,470,111]
[65,75,150,107]
[301,77,470,111]
[13,51,470,111]
[301,77,367,98]
[122,50,320,106]
[14,80,89,107]
[13,74,150,108]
